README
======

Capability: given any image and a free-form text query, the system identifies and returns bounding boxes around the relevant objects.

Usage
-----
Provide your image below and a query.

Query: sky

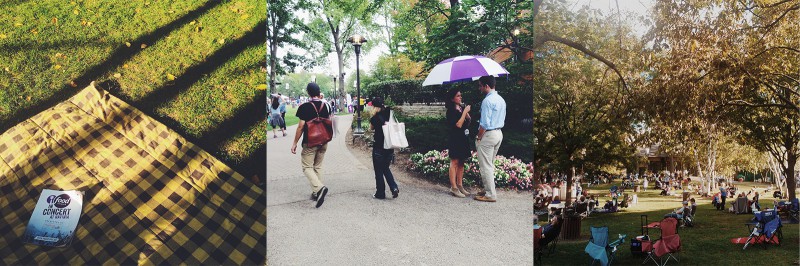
[274,0,655,83]
[570,0,654,36]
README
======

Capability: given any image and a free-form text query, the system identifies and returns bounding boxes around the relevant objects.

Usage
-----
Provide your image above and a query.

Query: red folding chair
[642,217,680,265]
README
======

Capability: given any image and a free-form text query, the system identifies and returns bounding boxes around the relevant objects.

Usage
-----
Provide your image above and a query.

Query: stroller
[733,209,783,250]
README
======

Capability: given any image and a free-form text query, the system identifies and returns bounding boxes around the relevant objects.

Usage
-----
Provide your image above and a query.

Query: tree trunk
[337,49,345,99]
[565,167,574,204]
[785,151,797,200]
[268,14,278,94]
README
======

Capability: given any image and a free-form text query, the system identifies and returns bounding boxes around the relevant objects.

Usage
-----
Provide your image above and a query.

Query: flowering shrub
[408,149,534,191]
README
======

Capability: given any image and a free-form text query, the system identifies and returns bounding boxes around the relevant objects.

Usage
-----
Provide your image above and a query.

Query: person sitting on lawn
[540,215,563,247]
[551,195,561,205]
[665,201,689,219]
[603,200,614,211]
[588,195,598,211]
[752,192,761,211]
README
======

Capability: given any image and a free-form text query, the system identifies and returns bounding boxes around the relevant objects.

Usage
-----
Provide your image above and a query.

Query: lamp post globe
[346,34,367,135]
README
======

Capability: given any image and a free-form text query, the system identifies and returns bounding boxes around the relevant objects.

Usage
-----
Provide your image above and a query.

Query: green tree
[534,1,643,203]
[643,0,799,200]
[267,0,310,93]
[369,54,424,83]
[299,0,382,100]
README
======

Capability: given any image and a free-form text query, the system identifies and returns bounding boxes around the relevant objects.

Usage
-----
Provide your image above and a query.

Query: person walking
[269,95,286,138]
[278,93,287,131]
[368,97,399,199]
[445,87,472,197]
[474,75,505,202]
[291,83,332,208]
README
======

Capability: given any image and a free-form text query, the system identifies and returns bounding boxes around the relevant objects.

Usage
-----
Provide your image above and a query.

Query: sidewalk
[267,114,533,265]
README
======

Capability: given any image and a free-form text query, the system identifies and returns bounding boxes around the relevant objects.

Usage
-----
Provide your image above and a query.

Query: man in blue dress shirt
[474,75,506,202]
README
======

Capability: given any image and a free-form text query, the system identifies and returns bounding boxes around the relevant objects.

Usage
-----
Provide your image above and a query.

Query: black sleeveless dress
[446,106,471,160]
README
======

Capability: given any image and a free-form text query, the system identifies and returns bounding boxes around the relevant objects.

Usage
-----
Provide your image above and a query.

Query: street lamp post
[331,74,338,112]
[347,34,367,136]
[512,27,520,62]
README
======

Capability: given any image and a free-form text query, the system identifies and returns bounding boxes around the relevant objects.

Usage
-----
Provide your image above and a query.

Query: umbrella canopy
[422,55,510,86]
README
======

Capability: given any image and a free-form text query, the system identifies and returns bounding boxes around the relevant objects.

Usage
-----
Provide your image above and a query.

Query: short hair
[306,83,321,97]
[478,75,496,89]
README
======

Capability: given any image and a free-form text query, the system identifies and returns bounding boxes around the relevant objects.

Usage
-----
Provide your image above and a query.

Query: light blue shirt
[480,90,506,130]
[279,102,286,113]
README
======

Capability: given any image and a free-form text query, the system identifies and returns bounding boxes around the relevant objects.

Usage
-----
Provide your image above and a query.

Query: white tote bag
[328,102,340,138]
[382,110,409,149]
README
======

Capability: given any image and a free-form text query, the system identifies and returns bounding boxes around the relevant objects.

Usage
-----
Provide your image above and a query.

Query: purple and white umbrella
[422,55,510,86]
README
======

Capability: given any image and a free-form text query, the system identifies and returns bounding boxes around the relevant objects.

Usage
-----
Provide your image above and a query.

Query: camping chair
[682,205,694,227]
[777,198,799,223]
[585,226,625,266]
[619,194,630,209]
[735,197,749,214]
[536,220,562,261]
[741,209,783,250]
[642,217,680,266]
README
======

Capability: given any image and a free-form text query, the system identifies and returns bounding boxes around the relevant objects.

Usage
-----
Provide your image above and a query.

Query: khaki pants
[476,130,503,199]
[301,143,328,193]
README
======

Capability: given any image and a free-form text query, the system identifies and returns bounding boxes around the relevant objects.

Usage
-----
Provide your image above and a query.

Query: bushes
[364,79,447,105]
[402,115,532,162]
[407,149,534,191]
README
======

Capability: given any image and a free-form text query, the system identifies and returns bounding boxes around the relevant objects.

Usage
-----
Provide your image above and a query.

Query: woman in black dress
[445,88,472,198]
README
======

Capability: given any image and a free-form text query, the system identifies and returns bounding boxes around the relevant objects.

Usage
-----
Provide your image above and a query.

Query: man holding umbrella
[474,75,505,202]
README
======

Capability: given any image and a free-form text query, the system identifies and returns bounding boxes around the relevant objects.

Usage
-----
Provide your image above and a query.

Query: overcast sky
[274,0,654,80]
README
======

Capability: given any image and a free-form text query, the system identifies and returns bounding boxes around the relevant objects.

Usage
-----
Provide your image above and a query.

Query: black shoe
[373,193,386,199]
[391,188,399,198]
[315,187,329,208]
[310,192,317,200]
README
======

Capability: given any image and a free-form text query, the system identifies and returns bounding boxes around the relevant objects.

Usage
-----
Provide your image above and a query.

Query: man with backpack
[291,83,334,208]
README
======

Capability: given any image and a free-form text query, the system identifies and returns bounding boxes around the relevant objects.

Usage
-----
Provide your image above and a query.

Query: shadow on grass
[0,0,223,133]
[0,39,111,54]
[0,0,32,8]
[1,2,266,179]
[121,21,266,178]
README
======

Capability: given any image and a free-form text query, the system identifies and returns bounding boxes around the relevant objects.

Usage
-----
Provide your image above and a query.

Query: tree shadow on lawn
[0,0,223,133]
[538,202,799,265]
[102,21,266,179]
[1,2,266,180]
[0,0,32,8]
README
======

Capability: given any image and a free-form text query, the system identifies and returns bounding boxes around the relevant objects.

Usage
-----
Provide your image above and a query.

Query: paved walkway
[266,115,533,265]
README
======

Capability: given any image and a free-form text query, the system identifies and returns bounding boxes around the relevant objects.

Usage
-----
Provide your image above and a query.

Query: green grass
[0,1,265,177]
[537,181,799,265]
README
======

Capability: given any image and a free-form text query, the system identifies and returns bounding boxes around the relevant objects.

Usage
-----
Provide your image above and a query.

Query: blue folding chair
[743,209,783,250]
[586,226,625,266]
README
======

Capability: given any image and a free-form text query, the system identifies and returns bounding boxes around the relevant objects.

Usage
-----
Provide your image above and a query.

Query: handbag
[306,101,333,147]
[330,103,340,138]
[382,110,409,149]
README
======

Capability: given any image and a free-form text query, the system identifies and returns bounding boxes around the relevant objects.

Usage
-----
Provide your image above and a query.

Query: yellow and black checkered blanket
[0,83,265,265]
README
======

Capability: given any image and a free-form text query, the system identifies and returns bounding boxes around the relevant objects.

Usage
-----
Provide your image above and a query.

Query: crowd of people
[287,76,507,208]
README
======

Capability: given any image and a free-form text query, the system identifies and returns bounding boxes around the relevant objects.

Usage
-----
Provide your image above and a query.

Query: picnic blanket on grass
[0,83,265,265]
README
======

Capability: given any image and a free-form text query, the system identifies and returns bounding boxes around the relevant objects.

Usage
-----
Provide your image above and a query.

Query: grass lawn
[0,1,266,177]
[537,181,800,265]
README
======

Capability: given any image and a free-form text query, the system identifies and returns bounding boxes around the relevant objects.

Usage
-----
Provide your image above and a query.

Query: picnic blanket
[0,83,265,264]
